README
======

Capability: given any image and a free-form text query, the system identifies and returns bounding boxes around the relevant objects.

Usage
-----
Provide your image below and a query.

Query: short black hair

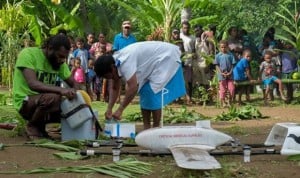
[94,55,115,78]
[42,34,71,51]
[209,24,217,31]
[57,28,67,35]
[182,21,190,27]
[75,37,85,43]
[193,24,202,30]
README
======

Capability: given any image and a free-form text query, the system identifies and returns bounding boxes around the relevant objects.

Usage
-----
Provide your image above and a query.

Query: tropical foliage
[0,1,29,89]
[22,0,84,46]
[0,0,299,89]
[275,1,300,51]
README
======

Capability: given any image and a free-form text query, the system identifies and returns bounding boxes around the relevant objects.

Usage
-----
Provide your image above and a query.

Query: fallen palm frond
[0,158,152,178]
[25,139,84,152]
[53,152,89,160]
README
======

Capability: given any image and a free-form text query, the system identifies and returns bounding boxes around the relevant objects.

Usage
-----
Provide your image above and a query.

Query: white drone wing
[169,145,221,170]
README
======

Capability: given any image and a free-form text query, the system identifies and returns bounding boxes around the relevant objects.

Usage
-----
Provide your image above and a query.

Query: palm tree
[111,0,218,41]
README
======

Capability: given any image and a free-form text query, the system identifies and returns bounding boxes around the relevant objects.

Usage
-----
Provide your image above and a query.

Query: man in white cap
[112,20,137,103]
[112,20,137,51]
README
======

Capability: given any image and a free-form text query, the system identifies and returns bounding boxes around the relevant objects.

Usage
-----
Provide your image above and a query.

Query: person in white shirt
[94,41,186,129]
[180,21,195,104]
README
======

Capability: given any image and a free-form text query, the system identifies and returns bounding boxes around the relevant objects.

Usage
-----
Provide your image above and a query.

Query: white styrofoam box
[264,122,299,146]
[104,123,136,138]
[60,91,93,129]
[264,122,300,155]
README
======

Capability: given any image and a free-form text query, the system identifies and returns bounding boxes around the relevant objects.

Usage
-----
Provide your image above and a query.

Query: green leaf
[53,152,88,160]
[287,154,300,161]
[0,158,152,177]
[0,143,4,150]
[26,140,80,152]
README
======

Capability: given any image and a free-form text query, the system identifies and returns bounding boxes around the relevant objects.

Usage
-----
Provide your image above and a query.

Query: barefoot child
[233,49,255,105]
[262,66,286,105]
[259,51,286,105]
[214,40,236,107]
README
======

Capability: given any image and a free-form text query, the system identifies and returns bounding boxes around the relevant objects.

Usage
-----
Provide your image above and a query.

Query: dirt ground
[1,104,300,178]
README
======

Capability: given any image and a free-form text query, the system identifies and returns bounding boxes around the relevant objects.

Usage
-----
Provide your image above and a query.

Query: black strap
[61,104,89,119]
[88,106,103,132]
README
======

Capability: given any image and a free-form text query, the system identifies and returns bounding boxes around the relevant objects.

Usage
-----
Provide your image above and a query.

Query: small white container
[112,148,121,162]
[243,146,251,163]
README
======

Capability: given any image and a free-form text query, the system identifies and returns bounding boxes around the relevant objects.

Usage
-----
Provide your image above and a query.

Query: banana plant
[184,0,218,27]
[22,0,84,46]
[111,0,214,41]
[275,1,300,51]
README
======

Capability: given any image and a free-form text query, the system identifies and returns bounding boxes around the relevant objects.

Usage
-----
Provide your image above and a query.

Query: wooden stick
[235,79,300,86]
[0,123,16,130]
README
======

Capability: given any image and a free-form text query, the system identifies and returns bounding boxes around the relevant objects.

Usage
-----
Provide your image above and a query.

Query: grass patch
[222,125,246,135]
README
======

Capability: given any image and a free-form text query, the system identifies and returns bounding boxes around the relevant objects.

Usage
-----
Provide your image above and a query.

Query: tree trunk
[80,0,92,34]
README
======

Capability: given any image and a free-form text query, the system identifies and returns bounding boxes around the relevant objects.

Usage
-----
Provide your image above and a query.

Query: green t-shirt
[13,47,71,111]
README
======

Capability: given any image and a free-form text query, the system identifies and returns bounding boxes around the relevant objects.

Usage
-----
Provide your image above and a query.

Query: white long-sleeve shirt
[113,41,181,93]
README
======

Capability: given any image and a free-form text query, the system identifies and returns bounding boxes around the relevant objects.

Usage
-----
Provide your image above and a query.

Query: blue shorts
[263,76,278,89]
[139,66,186,110]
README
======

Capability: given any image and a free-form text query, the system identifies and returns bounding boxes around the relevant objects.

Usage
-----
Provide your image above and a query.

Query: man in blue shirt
[113,20,137,51]
[112,20,137,103]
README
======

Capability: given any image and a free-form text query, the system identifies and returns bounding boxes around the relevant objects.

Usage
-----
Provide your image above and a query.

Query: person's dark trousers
[19,93,62,134]
[285,83,294,103]
[282,73,294,103]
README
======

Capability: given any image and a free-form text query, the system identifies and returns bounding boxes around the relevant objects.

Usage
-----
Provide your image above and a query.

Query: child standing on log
[233,49,255,105]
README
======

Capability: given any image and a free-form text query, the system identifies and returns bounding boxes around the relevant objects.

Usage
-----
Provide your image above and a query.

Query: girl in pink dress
[72,57,86,90]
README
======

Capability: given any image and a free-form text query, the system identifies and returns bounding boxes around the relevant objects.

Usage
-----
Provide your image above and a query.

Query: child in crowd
[281,42,298,103]
[214,40,236,107]
[93,44,108,101]
[86,59,96,100]
[72,57,86,90]
[259,51,286,105]
[73,37,90,79]
[262,66,286,105]
[233,49,254,105]
[67,39,76,70]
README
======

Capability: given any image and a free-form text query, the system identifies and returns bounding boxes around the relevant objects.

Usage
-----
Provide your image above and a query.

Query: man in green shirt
[13,34,78,140]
